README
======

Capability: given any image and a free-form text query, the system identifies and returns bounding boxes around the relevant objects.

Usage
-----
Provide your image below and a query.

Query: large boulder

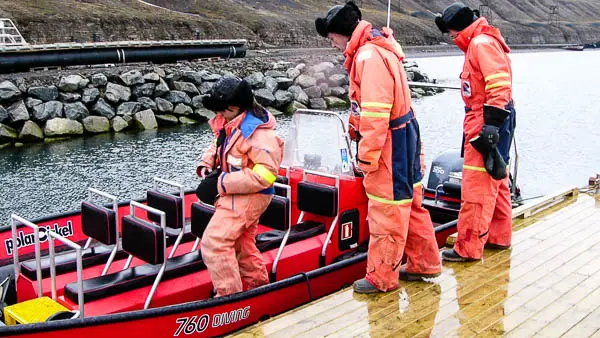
[120,70,145,86]
[25,97,43,109]
[32,101,63,122]
[195,109,215,121]
[0,81,21,102]
[324,96,349,109]
[288,86,309,106]
[244,72,265,89]
[82,88,100,104]
[111,116,129,132]
[134,109,158,130]
[18,121,44,142]
[254,88,275,106]
[191,95,207,109]
[137,97,157,111]
[313,72,326,84]
[92,99,115,119]
[173,81,199,96]
[295,74,317,88]
[155,98,174,113]
[8,100,29,123]
[131,83,156,98]
[285,101,307,115]
[178,116,198,124]
[82,116,110,133]
[198,82,214,95]
[164,91,192,105]
[274,90,293,108]
[104,83,131,103]
[319,82,331,97]
[0,123,17,142]
[276,78,293,90]
[58,75,89,92]
[181,71,204,85]
[202,73,221,82]
[304,86,322,99]
[265,77,278,94]
[330,86,347,97]
[91,73,108,87]
[328,74,349,87]
[173,103,193,116]
[143,72,161,83]
[266,106,284,117]
[154,79,170,97]
[28,86,59,102]
[265,70,287,78]
[64,102,90,121]
[117,102,142,116]
[286,68,301,81]
[44,118,84,136]
[155,114,179,126]
[59,92,81,102]
[0,105,7,123]
[312,62,335,75]
[309,98,327,110]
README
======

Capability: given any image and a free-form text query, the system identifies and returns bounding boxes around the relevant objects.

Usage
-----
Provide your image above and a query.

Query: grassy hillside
[0,0,599,46]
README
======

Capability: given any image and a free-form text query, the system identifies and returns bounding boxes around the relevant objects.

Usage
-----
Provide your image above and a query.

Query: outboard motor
[426,149,464,201]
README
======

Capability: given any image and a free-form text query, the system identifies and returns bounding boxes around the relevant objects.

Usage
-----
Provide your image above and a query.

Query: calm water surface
[1,50,599,222]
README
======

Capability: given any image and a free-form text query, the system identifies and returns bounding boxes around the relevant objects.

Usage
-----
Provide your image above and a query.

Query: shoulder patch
[356,50,373,62]
[473,35,491,45]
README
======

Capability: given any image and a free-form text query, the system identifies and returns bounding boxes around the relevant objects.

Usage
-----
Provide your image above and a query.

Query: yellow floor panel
[4,296,69,326]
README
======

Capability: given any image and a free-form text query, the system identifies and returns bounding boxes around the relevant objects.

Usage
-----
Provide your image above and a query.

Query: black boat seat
[20,246,130,281]
[274,176,289,197]
[442,182,461,199]
[63,220,325,303]
[146,190,184,229]
[297,181,338,218]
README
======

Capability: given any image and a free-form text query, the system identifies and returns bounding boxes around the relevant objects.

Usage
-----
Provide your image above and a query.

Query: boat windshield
[282,109,355,178]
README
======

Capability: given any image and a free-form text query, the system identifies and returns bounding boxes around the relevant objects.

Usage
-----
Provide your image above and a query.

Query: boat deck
[232,191,600,337]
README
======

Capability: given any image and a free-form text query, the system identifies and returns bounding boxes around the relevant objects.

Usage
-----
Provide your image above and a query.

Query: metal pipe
[48,230,84,319]
[11,215,42,297]
[153,177,185,258]
[271,183,292,278]
[408,81,461,90]
[0,42,247,73]
[387,0,392,28]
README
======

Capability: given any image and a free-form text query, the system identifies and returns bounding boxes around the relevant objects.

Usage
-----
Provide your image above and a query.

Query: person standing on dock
[315,1,441,294]
[434,2,517,262]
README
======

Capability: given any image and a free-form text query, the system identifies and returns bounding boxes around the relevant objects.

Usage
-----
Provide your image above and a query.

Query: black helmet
[315,1,362,38]
[202,77,254,112]
[435,2,477,33]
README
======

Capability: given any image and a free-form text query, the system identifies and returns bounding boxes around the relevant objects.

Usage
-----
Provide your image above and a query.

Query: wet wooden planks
[231,193,600,338]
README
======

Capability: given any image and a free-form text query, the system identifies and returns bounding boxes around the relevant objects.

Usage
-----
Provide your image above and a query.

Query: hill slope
[1,0,599,46]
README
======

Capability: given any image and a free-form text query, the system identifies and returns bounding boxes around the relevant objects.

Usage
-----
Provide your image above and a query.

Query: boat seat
[297,181,338,217]
[275,176,289,196]
[20,246,129,281]
[147,190,184,229]
[21,201,124,281]
[64,197,323,304]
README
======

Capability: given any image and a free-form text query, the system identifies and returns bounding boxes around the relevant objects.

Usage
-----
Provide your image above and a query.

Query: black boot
[441,249,479,262]
[399,266,441,281]
[353,278,384,294]
[484,243,511,250]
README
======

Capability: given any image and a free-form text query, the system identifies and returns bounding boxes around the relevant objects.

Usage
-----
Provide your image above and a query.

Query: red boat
[0,109,514,337]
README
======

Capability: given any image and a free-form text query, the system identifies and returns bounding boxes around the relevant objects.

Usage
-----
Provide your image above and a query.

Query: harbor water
[1,50,599,222]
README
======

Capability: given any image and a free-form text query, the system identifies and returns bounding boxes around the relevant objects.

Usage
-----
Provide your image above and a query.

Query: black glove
[483,149,508,180]
[469,124,500,154]
[196,169,221,205]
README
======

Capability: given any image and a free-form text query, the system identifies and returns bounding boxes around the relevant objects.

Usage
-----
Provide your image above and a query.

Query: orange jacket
[345,21,413,174]
[455,17,512,135]
[198,110,283,196]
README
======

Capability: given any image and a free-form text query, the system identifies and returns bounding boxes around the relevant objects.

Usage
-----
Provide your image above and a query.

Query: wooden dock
[232,190,600,337]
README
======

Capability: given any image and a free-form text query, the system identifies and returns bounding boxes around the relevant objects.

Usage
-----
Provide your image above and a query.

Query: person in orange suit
[435,2,517,262]
[315,1,441,294]
[196,77,284,297]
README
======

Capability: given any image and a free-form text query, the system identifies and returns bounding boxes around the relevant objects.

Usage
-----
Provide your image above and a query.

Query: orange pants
[454,139,512,259]
[201,194,271,297]
[366,185,441,291]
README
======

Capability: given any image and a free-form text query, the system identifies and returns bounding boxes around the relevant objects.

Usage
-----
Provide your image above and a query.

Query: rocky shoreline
[0,55,441,149]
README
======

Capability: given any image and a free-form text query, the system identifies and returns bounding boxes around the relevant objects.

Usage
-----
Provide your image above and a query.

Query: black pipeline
[0,42,247,74]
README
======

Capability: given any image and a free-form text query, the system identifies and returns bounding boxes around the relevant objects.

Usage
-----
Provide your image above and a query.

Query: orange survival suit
[199,109,283,297]
[453,17,517,259]
[345,21,441,291]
